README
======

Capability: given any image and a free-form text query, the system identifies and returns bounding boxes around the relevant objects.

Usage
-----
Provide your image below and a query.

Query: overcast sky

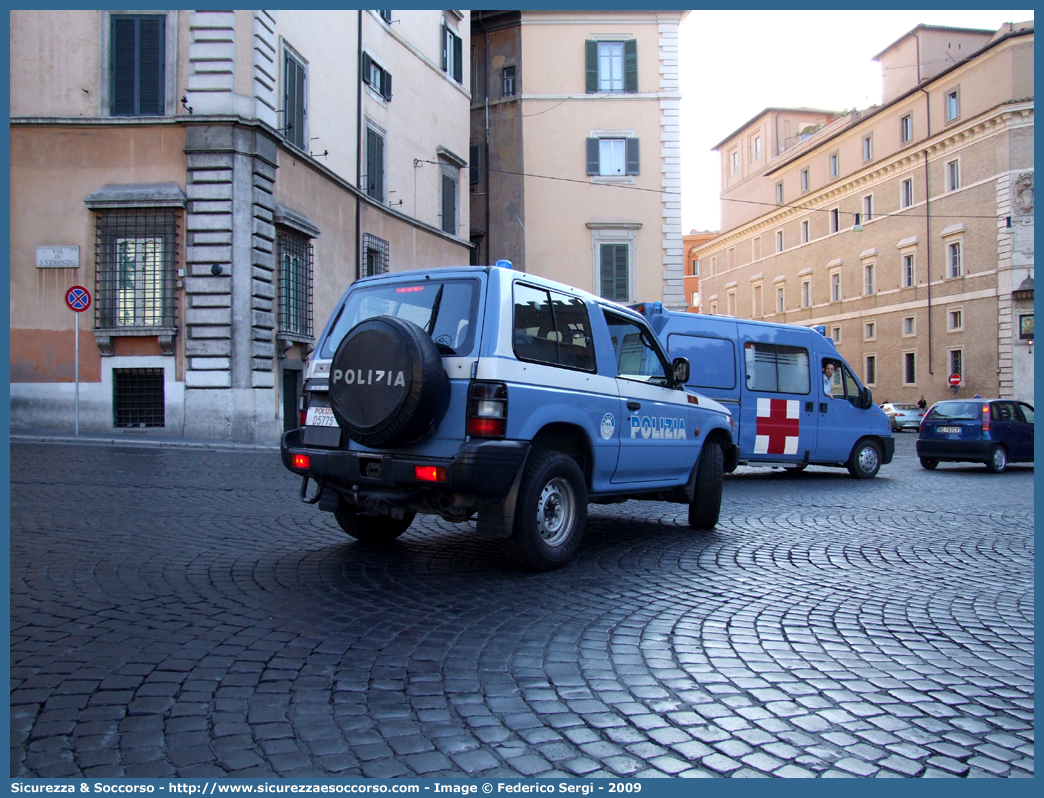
[678,10,1034,233]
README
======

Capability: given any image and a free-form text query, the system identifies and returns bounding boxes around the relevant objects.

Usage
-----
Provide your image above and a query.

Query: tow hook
[300,475,322,504]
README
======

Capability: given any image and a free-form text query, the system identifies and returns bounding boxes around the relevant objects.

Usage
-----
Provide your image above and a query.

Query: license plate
[306,406,337,427]
[937,425,960,434]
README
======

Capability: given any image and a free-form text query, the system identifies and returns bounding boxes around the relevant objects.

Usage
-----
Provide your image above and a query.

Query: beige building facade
[470,10,687,308]
[695,23,1034,406]
[11,10,471,443]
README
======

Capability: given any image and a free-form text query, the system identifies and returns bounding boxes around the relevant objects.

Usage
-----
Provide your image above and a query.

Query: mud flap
[475,456,527,538]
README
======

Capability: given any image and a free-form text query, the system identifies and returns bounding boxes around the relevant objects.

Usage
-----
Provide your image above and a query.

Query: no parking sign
[65,285,92,312]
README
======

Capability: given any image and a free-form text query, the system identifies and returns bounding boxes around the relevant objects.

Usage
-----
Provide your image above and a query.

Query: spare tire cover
[329,316,447,448]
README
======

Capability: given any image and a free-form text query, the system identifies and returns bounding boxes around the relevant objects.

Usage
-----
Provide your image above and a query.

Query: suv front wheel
[506,451,588,571]
[335,498,416,543]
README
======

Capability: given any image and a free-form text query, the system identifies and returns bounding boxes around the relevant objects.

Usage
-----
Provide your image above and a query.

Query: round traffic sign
[65,285,92,313]
[948,373,961,386]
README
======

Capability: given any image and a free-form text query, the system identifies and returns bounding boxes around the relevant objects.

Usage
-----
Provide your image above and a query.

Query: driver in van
[822,362,836,397]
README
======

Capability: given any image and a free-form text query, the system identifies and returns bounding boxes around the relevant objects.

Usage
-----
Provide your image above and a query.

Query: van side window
[744,342,810,394]
[604,311,668,385]
[513,283,596,372]
[842,364,861,401]
[667,334,736,389]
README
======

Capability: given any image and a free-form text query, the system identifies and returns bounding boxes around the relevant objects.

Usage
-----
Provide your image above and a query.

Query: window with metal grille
[110,15,165,116]
[362,233,389,277]
[950,349,963,379]
[599,243,628,302]
[283,50,306,149]
[441,171,458,235]
[277,233,313,337]
[865,355,876,385]
[113,368,165,427]
[94,209,178,331]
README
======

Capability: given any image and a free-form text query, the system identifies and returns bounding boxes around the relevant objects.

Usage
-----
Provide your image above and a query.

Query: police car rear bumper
[281,428,530,499]
[915,439,991,461]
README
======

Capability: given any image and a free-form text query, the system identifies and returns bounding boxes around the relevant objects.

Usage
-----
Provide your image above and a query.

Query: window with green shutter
[110,15,165,116]
[442,24,463,84]
[365,127,384,201]
[283,50,306,149]
[441,171,458,235]
[600,244,629,302]
[585,39,637,93]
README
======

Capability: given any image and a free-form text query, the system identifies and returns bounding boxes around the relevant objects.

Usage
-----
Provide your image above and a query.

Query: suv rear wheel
[334,498,415,543]
[506,451,587,571]
[688,441,723,529]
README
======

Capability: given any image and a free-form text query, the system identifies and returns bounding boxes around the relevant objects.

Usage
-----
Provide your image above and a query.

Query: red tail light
[414,466,447,482]
[292,454,310,470]
[982,403,991,431]
[467,381,508,438]
[299,410,308,426]
[467,417,505,437]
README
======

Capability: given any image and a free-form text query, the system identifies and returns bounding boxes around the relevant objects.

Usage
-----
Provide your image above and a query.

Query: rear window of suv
[926,401,982,420]
[320,278,480,358]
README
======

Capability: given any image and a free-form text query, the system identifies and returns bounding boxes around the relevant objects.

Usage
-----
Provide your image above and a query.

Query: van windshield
[320,278,480,358]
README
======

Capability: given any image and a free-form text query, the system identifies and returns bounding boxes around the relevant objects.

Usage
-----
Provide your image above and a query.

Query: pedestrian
[917,395,927,410]
[823,362,836,397]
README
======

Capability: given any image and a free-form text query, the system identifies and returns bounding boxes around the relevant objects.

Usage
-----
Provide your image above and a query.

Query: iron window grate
[113,368,165,427]
[363,233,389,277]
[278,232,313,337]
[95,209,178,331]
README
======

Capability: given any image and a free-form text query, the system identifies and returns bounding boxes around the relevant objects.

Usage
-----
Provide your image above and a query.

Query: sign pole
[65,285,91,436]
[75,311,80,436]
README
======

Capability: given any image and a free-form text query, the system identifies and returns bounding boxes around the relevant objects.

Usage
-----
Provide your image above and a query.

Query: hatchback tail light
[982,403,992,432]
[467,381,507,438]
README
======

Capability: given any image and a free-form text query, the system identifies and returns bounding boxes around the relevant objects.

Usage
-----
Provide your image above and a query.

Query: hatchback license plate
[306,406,337,427]
[937,425,960,433]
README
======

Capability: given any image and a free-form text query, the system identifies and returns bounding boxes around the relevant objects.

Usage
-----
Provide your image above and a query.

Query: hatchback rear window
[320,279,480,358]
[926,401,982,420]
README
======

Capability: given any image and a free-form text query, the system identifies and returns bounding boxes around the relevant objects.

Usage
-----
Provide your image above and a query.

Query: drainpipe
[920,85,932,374]
[483,16,491,266]
[355,10,363,280]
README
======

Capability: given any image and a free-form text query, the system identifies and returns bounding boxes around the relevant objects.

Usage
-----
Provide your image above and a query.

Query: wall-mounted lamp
[852,213,863,232]
[1028,338,1033,354]
[211,264,223,276]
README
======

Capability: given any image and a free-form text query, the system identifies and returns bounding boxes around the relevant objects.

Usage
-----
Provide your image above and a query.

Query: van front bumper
[281,428,530,499]
[881,436,895,464]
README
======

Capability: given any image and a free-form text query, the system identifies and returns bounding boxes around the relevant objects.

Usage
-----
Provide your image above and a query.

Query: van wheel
[506,451,587,571]
[985,445,1008,473]
[688,441,723,529]
[334,499,415,543]
[919,457,938,470]
[847,439,882,479]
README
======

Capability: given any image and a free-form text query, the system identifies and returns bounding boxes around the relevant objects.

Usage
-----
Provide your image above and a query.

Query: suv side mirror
[672,357,690,387]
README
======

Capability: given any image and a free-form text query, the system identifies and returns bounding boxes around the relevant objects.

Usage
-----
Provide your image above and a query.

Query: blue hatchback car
[917,399,1034,472]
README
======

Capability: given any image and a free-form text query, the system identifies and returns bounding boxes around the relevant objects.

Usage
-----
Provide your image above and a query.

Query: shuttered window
[365,128,384,201]
[110,15,165,116]
[599,244,629,302]
[441,172,458,235]
[469,143,481,186]
[283,51,306,149]
[442,24,463,83]
[585,39,637,93]
[361,52,393,101]
[586,138,639,176]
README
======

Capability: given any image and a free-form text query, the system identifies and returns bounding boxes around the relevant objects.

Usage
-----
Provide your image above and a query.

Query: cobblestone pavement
[10,435,1033,779]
